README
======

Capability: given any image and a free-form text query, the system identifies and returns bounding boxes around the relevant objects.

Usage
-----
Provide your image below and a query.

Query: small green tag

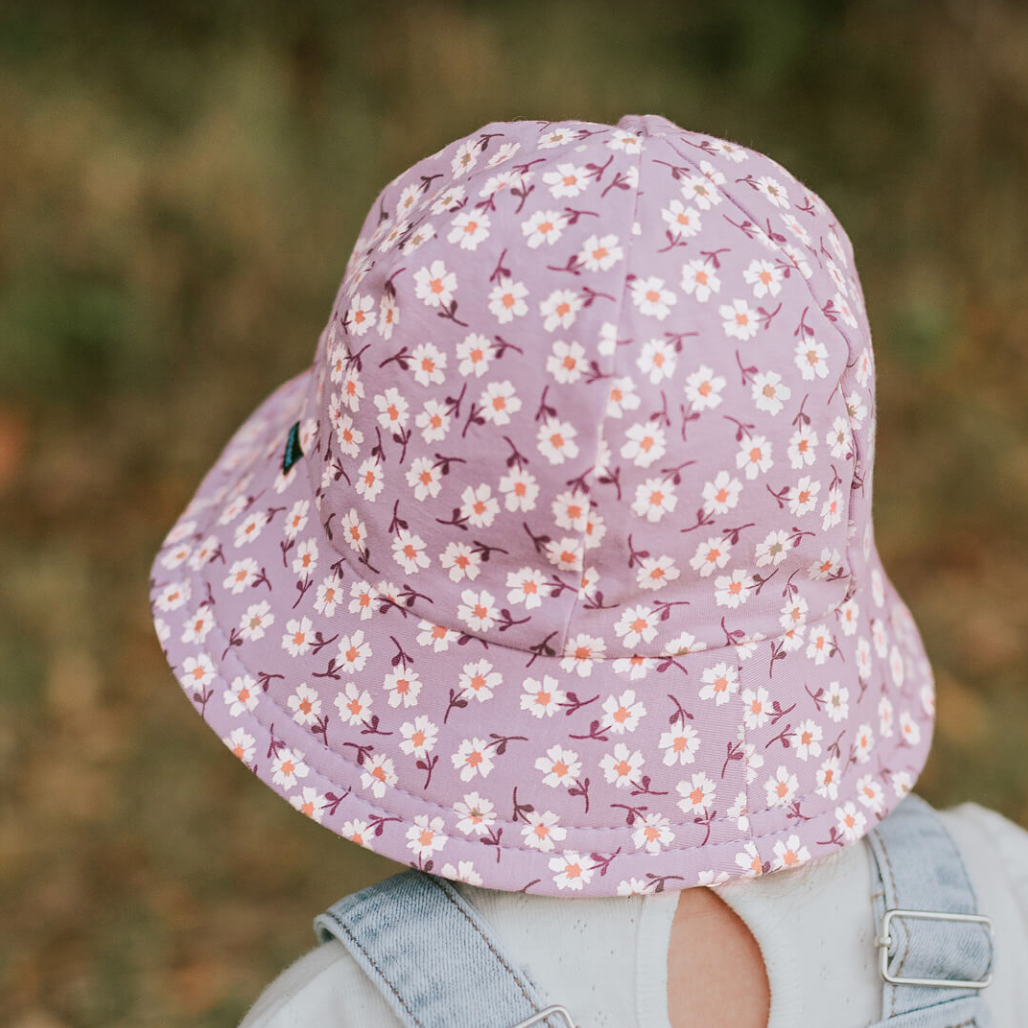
[282,421,304,473]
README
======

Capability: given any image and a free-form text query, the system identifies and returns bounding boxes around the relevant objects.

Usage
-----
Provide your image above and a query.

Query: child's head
[151,114,933,896]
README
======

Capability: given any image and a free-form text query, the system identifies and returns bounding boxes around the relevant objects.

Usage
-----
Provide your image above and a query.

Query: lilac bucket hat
[151,114,934,896]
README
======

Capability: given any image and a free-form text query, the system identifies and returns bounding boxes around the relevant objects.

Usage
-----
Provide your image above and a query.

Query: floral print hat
[151,114,934,896]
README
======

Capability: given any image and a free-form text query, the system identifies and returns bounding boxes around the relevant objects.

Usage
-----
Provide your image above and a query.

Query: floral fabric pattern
[151,114,934,896]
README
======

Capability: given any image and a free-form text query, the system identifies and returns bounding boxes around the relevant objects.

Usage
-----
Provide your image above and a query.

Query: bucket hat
[151,114,934,896]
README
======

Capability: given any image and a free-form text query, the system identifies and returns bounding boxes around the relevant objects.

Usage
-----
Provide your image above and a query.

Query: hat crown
[309,115,876,663]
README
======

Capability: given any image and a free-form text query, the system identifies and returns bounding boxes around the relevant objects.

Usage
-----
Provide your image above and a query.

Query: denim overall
[314,795,994,1028]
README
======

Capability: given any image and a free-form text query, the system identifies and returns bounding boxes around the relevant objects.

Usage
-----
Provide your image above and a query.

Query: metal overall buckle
[875,908,994,989]
[508,1006,578,1028]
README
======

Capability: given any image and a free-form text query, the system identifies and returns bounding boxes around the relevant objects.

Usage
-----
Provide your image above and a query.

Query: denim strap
[866,794,994,1026]
[315,869,567,1028]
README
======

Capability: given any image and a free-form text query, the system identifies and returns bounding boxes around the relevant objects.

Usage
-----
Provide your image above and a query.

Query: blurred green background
[1,0,1027,1024]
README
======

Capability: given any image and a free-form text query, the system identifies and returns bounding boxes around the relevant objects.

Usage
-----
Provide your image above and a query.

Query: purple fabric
[150,114,934,896]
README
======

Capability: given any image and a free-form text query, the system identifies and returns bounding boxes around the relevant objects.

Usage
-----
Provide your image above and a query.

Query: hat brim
[151,369,934,896]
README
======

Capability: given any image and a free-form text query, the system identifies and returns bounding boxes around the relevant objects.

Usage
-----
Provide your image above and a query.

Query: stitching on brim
[181,567,909,845]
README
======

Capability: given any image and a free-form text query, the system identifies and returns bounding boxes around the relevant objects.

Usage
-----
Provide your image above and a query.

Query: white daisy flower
[680,259,721,302]
[447,210,490,250]
[522,209,568,249]
[631,276,677,320]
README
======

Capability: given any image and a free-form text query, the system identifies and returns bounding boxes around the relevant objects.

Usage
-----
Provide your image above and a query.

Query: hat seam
[283,432,858,665]
[661,134,862,617]
[298,529,852,663]
[182,425,857,666]
[556,136,646,656]
[656,136,863,853]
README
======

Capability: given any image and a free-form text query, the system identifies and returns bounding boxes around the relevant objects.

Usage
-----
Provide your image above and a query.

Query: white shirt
[239,804,1028,1028]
